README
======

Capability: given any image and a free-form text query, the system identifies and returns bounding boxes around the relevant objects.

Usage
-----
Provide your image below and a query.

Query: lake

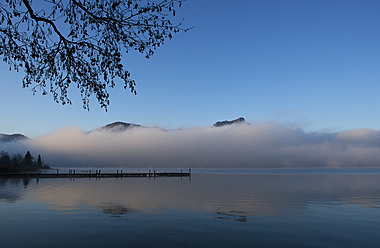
[1,168,380,248]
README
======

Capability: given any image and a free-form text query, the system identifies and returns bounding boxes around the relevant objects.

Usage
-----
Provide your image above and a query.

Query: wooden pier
[0,170,191,179]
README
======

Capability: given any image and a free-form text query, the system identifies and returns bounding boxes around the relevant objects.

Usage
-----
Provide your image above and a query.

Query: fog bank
[3,123,380,168]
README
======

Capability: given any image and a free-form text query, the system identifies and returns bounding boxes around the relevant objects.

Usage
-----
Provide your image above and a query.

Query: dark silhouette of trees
[10,153,23,168]
[0,0,189,110]
[23,150,33,167]
[0,151,11,167]
[36,154,42,168]
[0,151,50,172]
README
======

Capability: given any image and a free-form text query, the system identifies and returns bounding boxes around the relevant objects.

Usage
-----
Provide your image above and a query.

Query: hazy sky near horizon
[1,0,380,138]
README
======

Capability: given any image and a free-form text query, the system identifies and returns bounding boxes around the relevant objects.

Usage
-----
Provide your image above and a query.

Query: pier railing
[0,169,191,179]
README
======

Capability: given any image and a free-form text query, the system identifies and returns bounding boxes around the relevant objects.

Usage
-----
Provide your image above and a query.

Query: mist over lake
[1,0,380,247]
[2,122,380,168]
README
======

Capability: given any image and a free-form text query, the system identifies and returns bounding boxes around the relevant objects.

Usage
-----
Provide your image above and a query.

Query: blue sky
[1,0,380,138]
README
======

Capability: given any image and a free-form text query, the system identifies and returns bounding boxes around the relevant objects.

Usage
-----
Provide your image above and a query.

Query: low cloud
[3,123,380,168]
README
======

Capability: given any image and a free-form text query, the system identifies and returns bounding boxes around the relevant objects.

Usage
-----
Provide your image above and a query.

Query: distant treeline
[0,151,50,173]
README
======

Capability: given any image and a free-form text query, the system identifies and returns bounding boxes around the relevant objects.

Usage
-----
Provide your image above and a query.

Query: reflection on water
[19,173,380,215]
[2,170,380,247]
[98,204,134,217]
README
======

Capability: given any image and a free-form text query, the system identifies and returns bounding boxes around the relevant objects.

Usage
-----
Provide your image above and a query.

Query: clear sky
[1,0,380,138]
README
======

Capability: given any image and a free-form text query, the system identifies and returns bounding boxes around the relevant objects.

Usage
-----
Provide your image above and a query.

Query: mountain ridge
[213,117,246,127]
[1,118,247,139]
[0,133,29,142]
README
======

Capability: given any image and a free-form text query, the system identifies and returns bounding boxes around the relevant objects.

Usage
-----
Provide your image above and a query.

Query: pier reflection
[2,173,380,218]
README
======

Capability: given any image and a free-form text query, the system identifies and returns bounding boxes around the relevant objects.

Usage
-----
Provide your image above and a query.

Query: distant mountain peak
[0,133,29,142]
[213,117,246,127]
[101,121,142,131]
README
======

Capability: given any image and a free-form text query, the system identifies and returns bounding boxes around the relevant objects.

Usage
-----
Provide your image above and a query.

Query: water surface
[1,169,380,247]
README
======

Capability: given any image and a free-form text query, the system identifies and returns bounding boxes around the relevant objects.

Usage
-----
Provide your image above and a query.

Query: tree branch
[71,0,122,24]
[21,0,68,46]
[1,0,188,110]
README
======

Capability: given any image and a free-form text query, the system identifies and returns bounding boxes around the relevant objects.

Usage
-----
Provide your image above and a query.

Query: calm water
[1,169,380,247]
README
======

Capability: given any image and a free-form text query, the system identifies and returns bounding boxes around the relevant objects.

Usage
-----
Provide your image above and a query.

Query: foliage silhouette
[23,150,33,167]
[0,151,50,173]
[0,0,189,110]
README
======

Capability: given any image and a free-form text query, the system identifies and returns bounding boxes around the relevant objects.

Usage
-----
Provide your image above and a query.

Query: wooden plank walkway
[0,171,191,179]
